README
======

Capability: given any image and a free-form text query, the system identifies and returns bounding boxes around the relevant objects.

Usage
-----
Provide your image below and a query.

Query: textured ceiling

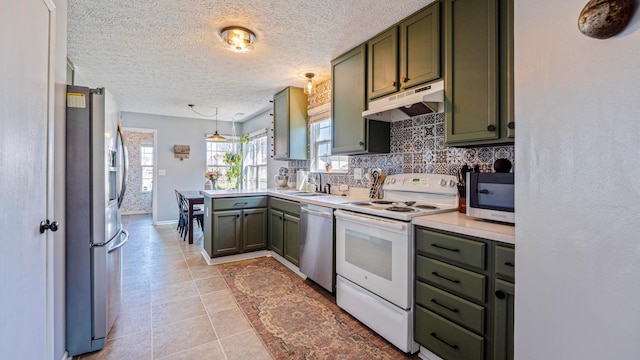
[68,0,433,122]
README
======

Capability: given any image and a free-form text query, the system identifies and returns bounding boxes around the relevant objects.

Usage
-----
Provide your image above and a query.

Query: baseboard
[61,351,71,360]
[418,346,443,360]
[268,252,307,280]
[201,250,270,265]
[155,220,178,226]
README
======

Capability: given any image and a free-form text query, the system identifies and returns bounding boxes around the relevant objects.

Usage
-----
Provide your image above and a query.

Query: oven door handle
[334,210,406,231]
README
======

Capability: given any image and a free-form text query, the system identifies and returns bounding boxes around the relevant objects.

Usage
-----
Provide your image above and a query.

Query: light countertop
[201,188,367,209]
[412,212,515,245]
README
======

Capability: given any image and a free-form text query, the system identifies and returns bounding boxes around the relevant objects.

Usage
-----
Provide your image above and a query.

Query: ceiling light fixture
[219,26,256,53]
[304,73,316,95]
[189,104,227,142]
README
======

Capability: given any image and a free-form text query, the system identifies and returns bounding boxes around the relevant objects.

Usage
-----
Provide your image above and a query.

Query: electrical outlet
[158,169,166,176]
[353,167,362,180]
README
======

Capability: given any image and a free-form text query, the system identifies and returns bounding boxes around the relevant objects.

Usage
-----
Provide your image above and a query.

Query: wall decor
[173,144,190,160]
[578,0,634,39]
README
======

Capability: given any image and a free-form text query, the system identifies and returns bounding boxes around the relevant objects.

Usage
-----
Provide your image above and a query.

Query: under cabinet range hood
[362,80,444,122]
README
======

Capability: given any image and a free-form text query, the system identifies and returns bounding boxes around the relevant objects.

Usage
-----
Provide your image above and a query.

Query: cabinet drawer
[416,228,486,270]
[416,255,486,303]
[494,246,515,281]
[416,281,485,334]
[214,196,267,210]
[269,197,300,216]
[415,306,484,360]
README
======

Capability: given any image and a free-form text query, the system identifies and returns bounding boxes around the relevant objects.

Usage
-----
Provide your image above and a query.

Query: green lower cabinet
[283,213,300,266]
[268,209,284,256]
[242,208,267,252]
[212,210,242,257]
[493,279,514,360]
[416,306,485,360]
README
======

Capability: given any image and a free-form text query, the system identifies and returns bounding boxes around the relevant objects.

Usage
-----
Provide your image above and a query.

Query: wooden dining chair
[180,194,204,241]
[174,190,188,237]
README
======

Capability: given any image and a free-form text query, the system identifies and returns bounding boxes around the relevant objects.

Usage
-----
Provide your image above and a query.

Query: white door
[0,0,55,358]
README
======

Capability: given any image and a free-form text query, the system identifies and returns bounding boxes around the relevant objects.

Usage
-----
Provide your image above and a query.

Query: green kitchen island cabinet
[443,0,514,146]
[272,86,308,160]
[331,44,390,155]
[268,197,300,267]
[203,196,267,258]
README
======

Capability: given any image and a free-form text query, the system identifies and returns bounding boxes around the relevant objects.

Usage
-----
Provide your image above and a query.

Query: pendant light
[304,73,315,94]
[188,104,227,142]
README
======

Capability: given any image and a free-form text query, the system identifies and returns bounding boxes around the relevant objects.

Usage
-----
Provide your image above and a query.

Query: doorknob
[40,220,59,234]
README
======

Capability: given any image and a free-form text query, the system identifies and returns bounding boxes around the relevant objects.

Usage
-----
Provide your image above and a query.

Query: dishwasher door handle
[300,207,332,218]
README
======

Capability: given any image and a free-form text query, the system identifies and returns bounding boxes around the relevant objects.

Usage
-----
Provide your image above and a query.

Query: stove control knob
[440,179,447,187]
[390,178,396,184]
[450,179,456,187]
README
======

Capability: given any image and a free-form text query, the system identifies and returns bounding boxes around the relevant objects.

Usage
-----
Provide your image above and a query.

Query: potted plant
[204,169,221,190]
[322,155,332,172]
[223,134,249,189]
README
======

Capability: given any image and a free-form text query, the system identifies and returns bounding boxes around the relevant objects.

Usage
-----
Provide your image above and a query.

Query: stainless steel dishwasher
[299,204,334,292]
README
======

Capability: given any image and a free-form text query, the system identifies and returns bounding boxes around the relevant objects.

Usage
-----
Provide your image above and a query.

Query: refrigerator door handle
[117,124,128,209]
[93,228,122,248]
[108,229,128,254]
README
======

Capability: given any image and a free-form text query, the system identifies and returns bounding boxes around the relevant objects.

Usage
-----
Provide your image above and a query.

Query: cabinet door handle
[487,124,497,131]
[430,333,459,350]
[358,141,365,147]
[504,261,515,267]
[432,272,460,284]
[431,243,460,252]
[401,77,409,83]
[391,81,396,86]
[431,299,460,313]
[507,121,515,129]
[236,214,240,218]
[495,290,506,299]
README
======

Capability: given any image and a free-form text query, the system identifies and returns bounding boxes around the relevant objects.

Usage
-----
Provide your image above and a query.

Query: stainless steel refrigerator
[66,86,129,356]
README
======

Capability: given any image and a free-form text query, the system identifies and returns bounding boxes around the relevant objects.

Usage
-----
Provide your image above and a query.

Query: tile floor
[77,214,272,360]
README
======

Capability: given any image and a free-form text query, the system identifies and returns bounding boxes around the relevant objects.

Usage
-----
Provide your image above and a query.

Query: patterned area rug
[218,256,417,360]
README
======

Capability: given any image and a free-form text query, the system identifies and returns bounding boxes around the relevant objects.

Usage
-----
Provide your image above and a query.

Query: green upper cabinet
[332,44,390,155]
[367,2,440,101]
[444,0,513,146]
[273,86,308,160]
[399,2,441,91]
[500,0,515,140]
[367,27,399,100]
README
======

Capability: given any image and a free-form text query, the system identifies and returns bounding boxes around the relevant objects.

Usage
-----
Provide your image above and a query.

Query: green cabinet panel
[415,306,485,360]
[444,0,498,145]
[203,196,213,257]
[213,196,267,210]
[416,281,485,335]
[268,209,284,256]
[212,210,242,257]
[273,86,308,160]
[416,228,487,270]
[493,279,514,360]
[400,2,441,90]
[242,208,267,252]
[499,0,515,140]
[283,213,300,267]
[367,27,399,100]
[416,255,487,303]
[494,245,515,281]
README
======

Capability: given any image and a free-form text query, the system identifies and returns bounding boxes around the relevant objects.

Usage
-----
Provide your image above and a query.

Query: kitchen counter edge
[412,212,515,245]
[200,188,362,209]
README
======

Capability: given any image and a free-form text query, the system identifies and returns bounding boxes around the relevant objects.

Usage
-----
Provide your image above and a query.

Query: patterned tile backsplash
[289,112,514,189]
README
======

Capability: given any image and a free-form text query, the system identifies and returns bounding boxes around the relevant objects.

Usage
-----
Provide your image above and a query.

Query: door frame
[43,0,56,358]
[122,127,158,225]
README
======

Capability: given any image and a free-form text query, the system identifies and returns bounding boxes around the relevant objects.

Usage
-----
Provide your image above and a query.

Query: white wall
[53,0,67,358]
[515,2,640,359]
[121,112,241,222]
[241,108,289,186]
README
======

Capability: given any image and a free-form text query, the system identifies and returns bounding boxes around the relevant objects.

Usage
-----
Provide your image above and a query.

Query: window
[140,145,153,192]
[244,131,268,190]
[206,137,238,189]
[310,119,348,173]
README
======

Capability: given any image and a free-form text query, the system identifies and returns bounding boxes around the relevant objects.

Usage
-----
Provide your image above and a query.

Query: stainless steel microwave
[466,172,514,224]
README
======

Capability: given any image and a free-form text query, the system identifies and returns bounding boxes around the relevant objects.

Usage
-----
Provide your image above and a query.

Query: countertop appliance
[362,80,444,122]
[299,204,334,292]
[335,173,458,353]
[466,172,515,223]
[66,86,129,356]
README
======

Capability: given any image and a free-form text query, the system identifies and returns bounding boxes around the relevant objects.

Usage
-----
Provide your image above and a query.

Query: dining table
[178,190,204,244]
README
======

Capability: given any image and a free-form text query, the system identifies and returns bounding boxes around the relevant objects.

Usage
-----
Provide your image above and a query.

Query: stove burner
[371,200,393,205]
[415,205,438,210]
[385,206,417,212]
[351,202,372,206]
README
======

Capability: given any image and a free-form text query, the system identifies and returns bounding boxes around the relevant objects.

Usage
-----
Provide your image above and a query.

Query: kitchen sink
[291,192,327,197]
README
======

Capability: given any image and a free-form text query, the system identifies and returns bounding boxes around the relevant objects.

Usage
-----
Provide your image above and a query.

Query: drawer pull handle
[431,243,460,252]
[504,261,515,267]
[431,299,459,313]
[233,202,248,207]
[430,332,459,350]
[432,272,460,284]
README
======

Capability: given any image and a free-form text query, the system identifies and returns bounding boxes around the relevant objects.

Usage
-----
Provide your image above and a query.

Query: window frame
[140,145,153,192]
[309,119,348,173]
[243,130,268,190]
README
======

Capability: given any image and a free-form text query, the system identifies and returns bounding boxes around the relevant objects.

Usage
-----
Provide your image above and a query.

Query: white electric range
[335,173,458,354]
